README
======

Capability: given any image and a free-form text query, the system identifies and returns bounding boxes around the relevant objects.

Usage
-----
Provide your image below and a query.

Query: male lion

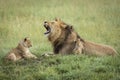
[43,18,117,56]
[5,37,37,61]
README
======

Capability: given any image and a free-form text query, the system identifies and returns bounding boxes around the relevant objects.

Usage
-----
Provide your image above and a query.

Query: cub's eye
[27,41,31,44]
[51,22,55,24]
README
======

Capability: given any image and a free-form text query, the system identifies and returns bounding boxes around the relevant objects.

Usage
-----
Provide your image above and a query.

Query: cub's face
[23,37,32,48]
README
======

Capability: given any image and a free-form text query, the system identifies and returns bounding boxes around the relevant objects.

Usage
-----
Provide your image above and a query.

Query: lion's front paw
[42,52,54,57]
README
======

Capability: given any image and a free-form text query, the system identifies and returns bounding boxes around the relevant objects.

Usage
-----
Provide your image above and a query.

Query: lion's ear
[65,25,73,30]
[69,25,73,29]
[55,18,61,22]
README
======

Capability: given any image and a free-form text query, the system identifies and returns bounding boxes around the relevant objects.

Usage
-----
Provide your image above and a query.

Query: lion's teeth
[44,31,50,35]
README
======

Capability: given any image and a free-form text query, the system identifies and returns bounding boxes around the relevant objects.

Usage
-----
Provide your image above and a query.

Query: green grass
[0,0,120,80]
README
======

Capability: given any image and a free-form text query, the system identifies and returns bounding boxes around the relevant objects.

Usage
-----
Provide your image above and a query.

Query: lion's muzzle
[44,21,51,35]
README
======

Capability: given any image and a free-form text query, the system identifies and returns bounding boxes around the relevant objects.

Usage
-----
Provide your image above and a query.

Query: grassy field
[0,0,120,80]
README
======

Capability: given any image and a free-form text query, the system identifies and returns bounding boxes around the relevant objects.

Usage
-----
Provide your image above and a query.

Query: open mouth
[44,24,51,35]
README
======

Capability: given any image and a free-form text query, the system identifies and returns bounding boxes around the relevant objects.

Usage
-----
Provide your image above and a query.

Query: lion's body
[44,19,117,56]
[6,37,37,61]
[82,41,117,56]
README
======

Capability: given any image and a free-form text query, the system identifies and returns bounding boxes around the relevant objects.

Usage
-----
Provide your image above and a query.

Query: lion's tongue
[44,31,50,35]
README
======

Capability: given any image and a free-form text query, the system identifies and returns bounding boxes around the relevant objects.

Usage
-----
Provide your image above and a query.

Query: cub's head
[22,37,32,48]
[44,18,73,42]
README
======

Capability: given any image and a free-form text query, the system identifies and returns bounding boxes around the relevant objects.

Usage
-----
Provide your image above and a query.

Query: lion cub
[5,37,37,61]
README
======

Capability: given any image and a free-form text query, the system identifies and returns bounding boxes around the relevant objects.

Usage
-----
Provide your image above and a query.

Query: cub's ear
[24,38,27,42]
[24,37,29,42]
[55,18,61,21]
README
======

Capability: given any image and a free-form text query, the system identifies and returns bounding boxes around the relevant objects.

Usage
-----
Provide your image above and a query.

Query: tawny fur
[5,37,37,61]
[44,18,117,56]
[82,41,117,56]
